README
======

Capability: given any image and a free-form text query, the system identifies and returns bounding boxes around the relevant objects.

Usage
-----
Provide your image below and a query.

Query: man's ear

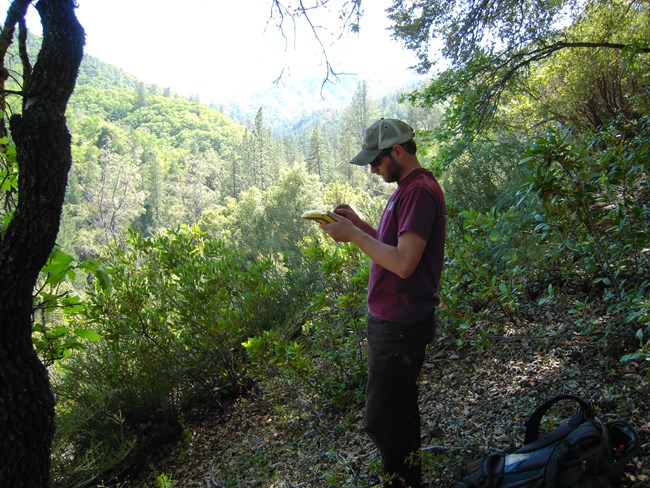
[392,144,406,159]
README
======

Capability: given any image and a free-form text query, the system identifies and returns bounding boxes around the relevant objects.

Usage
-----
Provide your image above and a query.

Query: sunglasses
[370,148,393,167]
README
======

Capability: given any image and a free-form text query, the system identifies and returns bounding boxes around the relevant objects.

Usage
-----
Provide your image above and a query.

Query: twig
[483,331,623,341]
[422,444,466,453]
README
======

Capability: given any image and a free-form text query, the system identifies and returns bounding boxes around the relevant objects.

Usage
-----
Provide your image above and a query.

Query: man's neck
[398,161,422,182]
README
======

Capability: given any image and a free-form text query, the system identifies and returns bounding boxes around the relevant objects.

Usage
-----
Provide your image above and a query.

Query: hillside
[127,299,650,487]
[75,50,423,133]
[212,73,425,132]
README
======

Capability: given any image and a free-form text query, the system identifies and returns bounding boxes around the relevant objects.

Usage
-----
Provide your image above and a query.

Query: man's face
[371,152,401,183]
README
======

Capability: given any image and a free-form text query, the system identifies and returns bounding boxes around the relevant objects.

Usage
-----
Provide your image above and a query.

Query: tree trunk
[0,1,84,486]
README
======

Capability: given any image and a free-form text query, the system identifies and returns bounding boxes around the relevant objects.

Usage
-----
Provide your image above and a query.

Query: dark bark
[0,1,84,486]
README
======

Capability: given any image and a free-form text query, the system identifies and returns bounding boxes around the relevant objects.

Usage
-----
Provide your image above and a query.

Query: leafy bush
[52,225,312,485]
[438,205,533,348]
[32,248,106,366]
[520,119,649,326]
[244,238,369,410]
[438,136,528,212]
[437,116,649,349]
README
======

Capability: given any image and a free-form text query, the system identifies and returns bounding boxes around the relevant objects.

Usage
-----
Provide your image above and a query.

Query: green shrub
[52,225,306,485]
[520,119,649,324]
[244,238,369,410]
[438,205,531,347]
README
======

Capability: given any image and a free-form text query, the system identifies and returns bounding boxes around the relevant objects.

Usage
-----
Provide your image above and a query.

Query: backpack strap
[481,452,505,487]
[524,394,594,445]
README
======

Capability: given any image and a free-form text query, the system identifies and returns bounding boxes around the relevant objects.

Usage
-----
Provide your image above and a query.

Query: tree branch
[0,0,32,139]
[464,39,650,134]
[268,0,362,96]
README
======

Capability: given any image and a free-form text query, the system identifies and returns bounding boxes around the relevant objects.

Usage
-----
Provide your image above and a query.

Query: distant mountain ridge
[75,48,424,133]
[18,32,423,134]
[211,71,424,131]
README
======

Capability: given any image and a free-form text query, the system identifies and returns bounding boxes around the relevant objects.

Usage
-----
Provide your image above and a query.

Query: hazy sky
[2,0,425,104]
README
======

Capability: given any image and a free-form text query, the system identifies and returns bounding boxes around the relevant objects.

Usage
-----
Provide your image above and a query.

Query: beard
[381,155,402,183]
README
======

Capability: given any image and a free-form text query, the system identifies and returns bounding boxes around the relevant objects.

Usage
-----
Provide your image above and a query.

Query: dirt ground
[134,312,649,487]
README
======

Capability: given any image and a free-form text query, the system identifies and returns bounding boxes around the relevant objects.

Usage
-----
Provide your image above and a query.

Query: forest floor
[131,305,649,488]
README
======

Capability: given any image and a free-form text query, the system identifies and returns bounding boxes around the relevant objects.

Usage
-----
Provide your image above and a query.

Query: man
[321,118,446,488]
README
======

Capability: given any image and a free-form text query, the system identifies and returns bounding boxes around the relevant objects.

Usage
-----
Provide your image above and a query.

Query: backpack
[456,394,639,488]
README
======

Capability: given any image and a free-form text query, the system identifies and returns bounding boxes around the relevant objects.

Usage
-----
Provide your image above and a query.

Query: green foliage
[621,324,650,381]
[404,53,506,138]
[437,135,528,211]
[400,0,649,140]
[437,113,649,349]
[63,86,248,256]
[388,0,575,71]
[0,137,18,190]
[519,120,649,308]
[70,86,141,122]
[51,415,137,488]
[76,54,143,91]
[0,138,18,232]
[155,472,173,488]
[32,248,106,366]
[520,1,650,133]
[439,206,528,348]
[245,239,369,410]
[52,225,310,484]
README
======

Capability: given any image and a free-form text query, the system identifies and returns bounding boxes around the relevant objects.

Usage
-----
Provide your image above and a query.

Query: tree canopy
[388,0,650,134]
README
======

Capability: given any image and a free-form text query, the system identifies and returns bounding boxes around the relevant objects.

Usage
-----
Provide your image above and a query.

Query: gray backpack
[457,395,639,488]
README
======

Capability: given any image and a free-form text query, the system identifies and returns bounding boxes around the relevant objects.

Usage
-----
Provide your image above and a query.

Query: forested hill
[57,48,435,261]
[75,48,423,132]
[61,57,244,259]
[76,53,143,91]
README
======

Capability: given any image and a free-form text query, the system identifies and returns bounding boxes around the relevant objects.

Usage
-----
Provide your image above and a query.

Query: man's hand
[320,212,360,243]
[333,204,361,226]
[331,204,377,238]
[322,205,427,279]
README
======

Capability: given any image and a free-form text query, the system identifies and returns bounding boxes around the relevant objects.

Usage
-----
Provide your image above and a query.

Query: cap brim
[350,148,382,166]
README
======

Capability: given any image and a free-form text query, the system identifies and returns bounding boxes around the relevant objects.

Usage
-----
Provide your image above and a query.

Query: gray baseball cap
[350,118,415,165]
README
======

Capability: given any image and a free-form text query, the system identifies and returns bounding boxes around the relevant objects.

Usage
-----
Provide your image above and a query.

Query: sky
[2,0,426,105]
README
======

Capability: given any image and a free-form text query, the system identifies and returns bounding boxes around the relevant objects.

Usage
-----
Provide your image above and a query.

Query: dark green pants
[364,313,435,488]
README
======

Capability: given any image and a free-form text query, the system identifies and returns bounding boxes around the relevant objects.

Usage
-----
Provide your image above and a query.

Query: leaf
[79,258,111,291]
[94,266,111,291]
[0,168,18,191]
[621,351,648,363]
[73,328,102,342]
[61,295,85,314]
[42,249,76,285]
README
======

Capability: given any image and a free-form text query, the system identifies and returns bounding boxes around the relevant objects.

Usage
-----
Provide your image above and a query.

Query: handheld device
[301,210,336,224]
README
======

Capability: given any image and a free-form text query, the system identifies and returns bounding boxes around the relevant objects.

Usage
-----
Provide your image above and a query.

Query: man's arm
[322,213,427,279]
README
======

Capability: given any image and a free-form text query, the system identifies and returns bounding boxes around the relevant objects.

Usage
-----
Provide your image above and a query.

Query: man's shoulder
[401,170,442,197]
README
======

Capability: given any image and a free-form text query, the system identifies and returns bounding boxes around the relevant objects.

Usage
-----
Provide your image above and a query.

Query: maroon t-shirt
[368,168,446,323]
